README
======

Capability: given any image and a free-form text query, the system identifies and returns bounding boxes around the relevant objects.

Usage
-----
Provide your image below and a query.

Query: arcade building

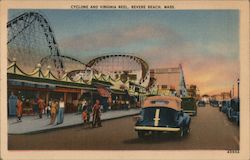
[7,60,146,116]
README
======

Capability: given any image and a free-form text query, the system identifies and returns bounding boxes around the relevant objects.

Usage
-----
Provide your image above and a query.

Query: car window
[231,100,239,111]
[151,100,169,105]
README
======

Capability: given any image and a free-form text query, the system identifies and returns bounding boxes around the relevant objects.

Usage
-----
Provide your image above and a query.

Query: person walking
[47,99,52,118]
[57,98,65,125]
[49,100,58,125]
[16,96,23,122]
[8,92,18,116]
[92,99,102,127]
[37,97,45,118]
[82,109,90,127]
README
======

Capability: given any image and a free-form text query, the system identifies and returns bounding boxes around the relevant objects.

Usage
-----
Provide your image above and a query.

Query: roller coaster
[7,11,150,87]
[7,11,84,78]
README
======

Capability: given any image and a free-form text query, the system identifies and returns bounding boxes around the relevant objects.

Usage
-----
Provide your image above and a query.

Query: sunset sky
[9,10,239,95]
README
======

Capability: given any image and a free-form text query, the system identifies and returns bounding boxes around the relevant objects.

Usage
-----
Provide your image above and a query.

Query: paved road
[8,105,239,150]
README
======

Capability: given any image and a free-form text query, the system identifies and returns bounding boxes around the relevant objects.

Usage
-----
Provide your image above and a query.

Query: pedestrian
[16,96,23,122]
[37,97,45,118]
[92,99,102,128]
[82,108,90,128]
[8,92,18,116]
[46,104,51,118]
[57,98,65,125]
[82,99,87,111]
[49,100,58,125]
[47,99,52,118]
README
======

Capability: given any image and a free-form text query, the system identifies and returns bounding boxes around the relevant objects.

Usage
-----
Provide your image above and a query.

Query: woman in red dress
[16,96,23,122]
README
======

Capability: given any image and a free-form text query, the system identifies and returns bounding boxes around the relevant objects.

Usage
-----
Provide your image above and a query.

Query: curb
[9,112,140,135]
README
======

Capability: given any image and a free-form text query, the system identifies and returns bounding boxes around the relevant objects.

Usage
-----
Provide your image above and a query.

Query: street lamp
[237,78,240,100]
[232,85,234,98]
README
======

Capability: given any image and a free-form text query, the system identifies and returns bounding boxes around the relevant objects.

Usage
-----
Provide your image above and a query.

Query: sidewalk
[8,109,140,134]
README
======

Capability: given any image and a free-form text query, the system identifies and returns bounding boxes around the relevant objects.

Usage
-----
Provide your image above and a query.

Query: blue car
[227,98,239,125]
[221,100,231,113]
[134,96,191,138]
[197,101,206,107]
[210,100,219,107]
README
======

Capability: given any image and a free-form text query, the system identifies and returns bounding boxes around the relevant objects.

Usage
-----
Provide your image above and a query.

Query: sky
[9,9,239,95]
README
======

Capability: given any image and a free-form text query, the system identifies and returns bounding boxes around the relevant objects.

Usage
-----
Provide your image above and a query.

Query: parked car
[221,100,231,112]
[210,100,219,107]
[197,101,206,107]
[134,96,191,138]
[227,98,239,125]
[181,97,197,116]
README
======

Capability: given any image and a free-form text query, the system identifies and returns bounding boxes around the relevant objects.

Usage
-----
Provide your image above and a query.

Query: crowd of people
[11,94,103,128]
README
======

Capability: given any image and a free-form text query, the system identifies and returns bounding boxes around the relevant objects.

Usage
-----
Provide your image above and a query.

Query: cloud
[134,37,239,95]
[60,23,239,95]
[60,23,183,53]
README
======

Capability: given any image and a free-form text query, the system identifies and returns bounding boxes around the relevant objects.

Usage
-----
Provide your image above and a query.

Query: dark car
[210,100,219,107]
[181,97,197,116]
[227,98,239,125]
[221,100,230,113]
[197,101,206,107]
[134,96,191,138]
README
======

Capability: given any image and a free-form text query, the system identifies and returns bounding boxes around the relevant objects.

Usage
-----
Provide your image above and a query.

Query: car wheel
[193,111,197,116]
[187,127,190,134]
[227,109,232,121]
[138,131,146,138]
[237,118,239,126]
[184,121,191,136]
[178,127,184,138]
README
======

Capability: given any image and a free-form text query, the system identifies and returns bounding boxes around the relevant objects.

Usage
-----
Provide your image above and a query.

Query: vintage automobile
[221,99,231,113]
[227,98,240,125]
[134,96,191,138]
[197,100,206,107]
[210,100,219,107]
[181,97,197,116]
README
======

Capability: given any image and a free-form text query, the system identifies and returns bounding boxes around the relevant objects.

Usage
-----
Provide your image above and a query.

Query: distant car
[181,97,197,116]
[227,98,239,125]
[221,100,231,113]
[210,100,219,107]
[134,96,191,138]
[197,101,206,107]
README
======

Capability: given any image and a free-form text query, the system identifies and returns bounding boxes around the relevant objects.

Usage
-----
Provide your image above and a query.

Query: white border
[0,1,249,160]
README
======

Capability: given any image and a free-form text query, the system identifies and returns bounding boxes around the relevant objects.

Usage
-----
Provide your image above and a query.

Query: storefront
[110,89,130,110]
[92,79,112,112]
[7,73,95,115]
[7,60,150,116]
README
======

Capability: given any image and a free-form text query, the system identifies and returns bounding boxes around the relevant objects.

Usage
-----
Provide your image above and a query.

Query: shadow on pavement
[123,133,185,144]
[10,121,21,125]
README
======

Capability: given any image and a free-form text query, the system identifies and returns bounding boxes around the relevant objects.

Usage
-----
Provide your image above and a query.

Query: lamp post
[232,85,234,98]
[237,78,240,100]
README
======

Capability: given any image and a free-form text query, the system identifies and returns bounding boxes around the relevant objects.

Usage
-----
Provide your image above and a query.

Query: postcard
[0,0,249,160]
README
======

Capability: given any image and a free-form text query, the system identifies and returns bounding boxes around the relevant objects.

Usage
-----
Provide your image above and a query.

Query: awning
[97,86,111,97]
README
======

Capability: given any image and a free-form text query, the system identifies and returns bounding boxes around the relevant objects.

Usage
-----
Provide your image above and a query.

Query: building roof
[8,73,96,90]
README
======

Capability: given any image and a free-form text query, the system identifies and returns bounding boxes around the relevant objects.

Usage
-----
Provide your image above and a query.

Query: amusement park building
[150,64,188,97]
[7,12,150,116]
[7,60,146,116]
[6,11,187,116]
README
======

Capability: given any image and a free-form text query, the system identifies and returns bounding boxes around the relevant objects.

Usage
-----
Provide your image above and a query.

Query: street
[8,105,239,150]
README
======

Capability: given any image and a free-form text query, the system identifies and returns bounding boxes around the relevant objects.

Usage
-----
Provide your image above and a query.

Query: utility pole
[237,78,240,100]
[232,85,234,98]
